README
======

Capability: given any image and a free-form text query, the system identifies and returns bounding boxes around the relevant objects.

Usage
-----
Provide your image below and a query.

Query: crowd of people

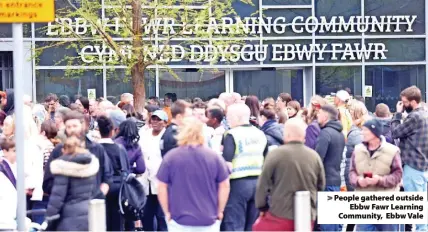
[0,86,427,232]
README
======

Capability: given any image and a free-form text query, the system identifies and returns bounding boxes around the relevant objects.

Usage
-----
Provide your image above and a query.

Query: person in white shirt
[206,107,225,155]
[0,138,17,231]
[138,110,168,231]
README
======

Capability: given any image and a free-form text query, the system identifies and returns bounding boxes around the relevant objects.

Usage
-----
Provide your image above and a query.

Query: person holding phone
[349,119,403,231]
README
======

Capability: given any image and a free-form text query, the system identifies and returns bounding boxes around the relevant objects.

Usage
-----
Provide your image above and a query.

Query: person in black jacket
[97,115,130,231]
[260,108,284,150]
[45,136,99,231]
[315,105,345,232]
[43,111,113,200]
[160,99,192,157]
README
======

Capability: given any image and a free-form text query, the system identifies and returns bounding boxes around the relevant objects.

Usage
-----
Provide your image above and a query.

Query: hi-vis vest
[227,125,267,179]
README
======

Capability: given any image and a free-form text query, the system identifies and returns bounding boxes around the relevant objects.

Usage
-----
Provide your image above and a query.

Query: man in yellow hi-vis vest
[221,103,268,231]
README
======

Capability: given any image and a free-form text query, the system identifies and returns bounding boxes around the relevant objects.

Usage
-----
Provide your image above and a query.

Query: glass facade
[0,0,426,112]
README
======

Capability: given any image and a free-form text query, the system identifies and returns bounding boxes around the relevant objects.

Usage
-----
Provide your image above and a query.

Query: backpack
[118,147,147,221]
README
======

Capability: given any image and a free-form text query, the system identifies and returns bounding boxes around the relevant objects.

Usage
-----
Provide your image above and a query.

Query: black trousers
[106,193,124,231]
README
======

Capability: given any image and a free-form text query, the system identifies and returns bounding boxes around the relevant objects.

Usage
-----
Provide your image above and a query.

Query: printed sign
[365,85,373,98]
[87,89,96,101]
[318,192,428,224]
[0,0,54,23]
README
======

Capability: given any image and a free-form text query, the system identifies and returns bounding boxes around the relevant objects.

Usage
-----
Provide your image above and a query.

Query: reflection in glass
[316,66,362,96]
[365,0,425,35]
[233,0,258,18]
[0,24,31,38]
[366,39,425,62]
[263,10,312,37]
[365,66,426,112]
[233,69,304,104]
[262,0,310,5]
[106,69,156,104]
[36,69,103,103]
[159,70,225,101]
[315,0,361,35]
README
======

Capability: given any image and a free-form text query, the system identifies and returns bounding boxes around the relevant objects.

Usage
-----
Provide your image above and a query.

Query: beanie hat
[363,119,383,139]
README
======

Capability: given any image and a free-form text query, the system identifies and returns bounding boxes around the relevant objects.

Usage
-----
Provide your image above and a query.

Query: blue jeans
[221,177,258,231]
[31,196,49,225]
[319,186,343,232]
[168,220,220,232]
[403,165,428,232]
[356,224,398,231]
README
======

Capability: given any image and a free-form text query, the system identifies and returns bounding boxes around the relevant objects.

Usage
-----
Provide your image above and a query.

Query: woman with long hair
[345,99,369,191]
[44,136,99,231]
[304,95,327,150]
[156,117,230,231]
[114,119,146,175]
[245,95,260,128]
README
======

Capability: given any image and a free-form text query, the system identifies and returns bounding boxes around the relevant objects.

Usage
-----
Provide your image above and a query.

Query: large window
[365,66,426,112]
[106,69,156,104]
[316,66,362,97]
[36,69,103,103]
[365,0,425,35]
[234,69,304,103]
[159,70,225,101]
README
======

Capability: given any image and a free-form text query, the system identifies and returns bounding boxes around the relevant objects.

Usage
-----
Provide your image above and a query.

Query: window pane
[36,69,103,103]
[0,24,31,38]
[316,66,362,96]
[36,42,80,66]
[159,70,225,101]
[365,65,426,112]
[262,0,311,5]
[233,0,258,17]
[366,39,425,62]
[233,69,304,104]
[365,0,425,35]
[263,9,312,37]
[106,69,156,104]
[0,24,12,38]
[315,0,361,35]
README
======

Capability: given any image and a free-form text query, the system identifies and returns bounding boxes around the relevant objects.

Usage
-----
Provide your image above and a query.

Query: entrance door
[0,52,13,90]
[232,68,304,104]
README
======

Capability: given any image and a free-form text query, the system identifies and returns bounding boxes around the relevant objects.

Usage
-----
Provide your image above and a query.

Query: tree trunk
[132,63,146,113]
[131,0,145,113]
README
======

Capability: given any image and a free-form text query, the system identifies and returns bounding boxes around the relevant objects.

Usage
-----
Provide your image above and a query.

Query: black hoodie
[315,120,345,187]
[4,89,14,116]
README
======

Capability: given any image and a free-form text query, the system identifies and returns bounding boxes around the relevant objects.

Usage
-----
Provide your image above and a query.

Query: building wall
[0,0,426,112]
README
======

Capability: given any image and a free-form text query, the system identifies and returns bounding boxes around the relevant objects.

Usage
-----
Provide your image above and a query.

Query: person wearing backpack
[97,116,131,231]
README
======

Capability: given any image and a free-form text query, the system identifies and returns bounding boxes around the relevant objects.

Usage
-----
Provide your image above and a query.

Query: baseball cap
[151,110,168,122]
[108,109,126,128]
[336,90,350,102]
